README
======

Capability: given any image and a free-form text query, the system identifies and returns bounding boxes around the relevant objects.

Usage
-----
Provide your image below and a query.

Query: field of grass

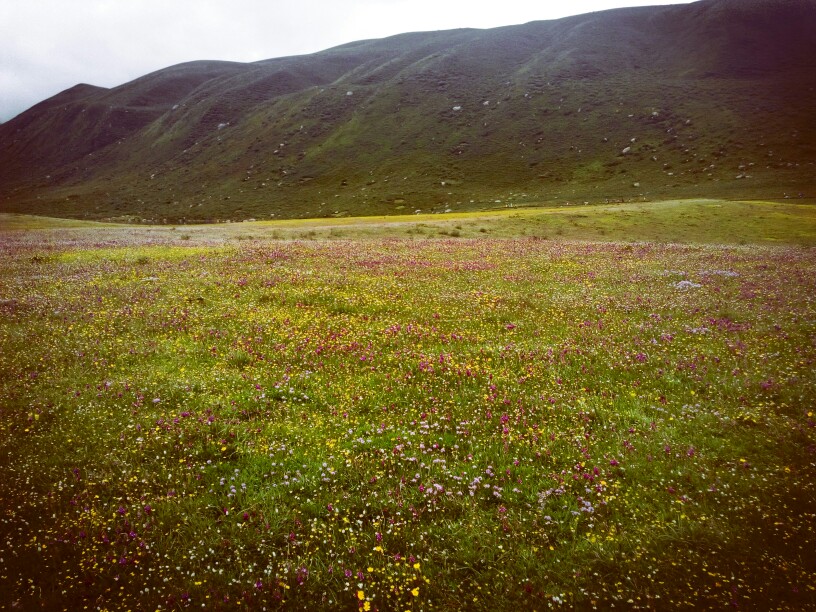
[1,201,815,610]
[3,198,816,245]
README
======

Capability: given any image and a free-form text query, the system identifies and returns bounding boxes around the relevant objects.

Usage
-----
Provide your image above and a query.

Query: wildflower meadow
[1,215,815,609]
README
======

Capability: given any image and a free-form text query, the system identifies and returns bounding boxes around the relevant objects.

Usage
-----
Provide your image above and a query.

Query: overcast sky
[0,0,696,122]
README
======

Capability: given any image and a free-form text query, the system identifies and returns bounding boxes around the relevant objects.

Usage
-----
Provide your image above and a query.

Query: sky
[0,0,696,122]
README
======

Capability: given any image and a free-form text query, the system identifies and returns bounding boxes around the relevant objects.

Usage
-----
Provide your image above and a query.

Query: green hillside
[1,0,815,222]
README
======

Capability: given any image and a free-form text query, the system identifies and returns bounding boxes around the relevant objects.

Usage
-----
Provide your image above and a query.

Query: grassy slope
[1,0,815,222]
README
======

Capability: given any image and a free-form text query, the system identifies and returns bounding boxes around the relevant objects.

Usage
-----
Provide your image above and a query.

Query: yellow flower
[357,590,365,600]
[411,587,420,596]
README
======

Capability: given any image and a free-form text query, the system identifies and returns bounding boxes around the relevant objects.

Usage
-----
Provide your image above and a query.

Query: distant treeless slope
[1,0,815,222]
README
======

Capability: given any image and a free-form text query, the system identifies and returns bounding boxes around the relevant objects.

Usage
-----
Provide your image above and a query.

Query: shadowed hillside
[1,0,815,222]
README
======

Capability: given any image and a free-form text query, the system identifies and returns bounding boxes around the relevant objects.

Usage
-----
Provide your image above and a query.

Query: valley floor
[1,200,814,609]
[2,198,816,245]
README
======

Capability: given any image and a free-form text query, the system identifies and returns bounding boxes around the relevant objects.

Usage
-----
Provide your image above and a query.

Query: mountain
[1,0,815,222]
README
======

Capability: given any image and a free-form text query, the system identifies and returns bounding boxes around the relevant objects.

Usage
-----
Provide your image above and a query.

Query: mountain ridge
[2,0,815,222]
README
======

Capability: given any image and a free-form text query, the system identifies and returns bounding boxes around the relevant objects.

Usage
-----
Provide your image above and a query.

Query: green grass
[3,198,816,246]
[1,204,815,609]
[0,214,116,230]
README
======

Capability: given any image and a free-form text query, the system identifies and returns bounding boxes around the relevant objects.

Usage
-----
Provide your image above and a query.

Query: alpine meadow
[1,0,816,610]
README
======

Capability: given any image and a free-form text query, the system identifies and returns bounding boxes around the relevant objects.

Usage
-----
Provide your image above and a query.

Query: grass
[0,215,115,230]
[3,198,816,246]
[1,201,815,609]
